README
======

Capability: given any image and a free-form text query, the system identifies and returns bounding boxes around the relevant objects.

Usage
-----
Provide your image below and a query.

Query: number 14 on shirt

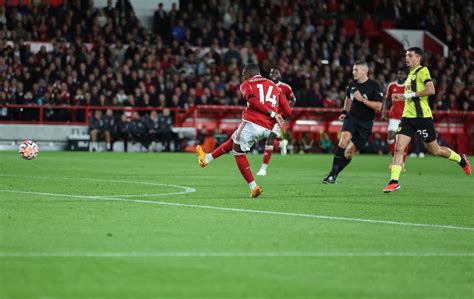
[257,84,277,107]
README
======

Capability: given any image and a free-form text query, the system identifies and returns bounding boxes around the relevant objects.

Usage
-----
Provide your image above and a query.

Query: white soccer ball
[18,140,39,160]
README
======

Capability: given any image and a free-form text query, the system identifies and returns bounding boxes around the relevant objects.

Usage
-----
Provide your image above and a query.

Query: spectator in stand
[88,110,104,152]
[469,95,474,112]
[300,132,315,154]
[461,100,470,112]
[115,88,128,105]
[213,127,228,147]
[0,0,471,154]
[319,131,334,153]
[0,92,9,120]
[322,86,341,108]
[156,108,176,152]
[153,3,168,37]
[309,83,324,107]
[116,112,131,152]
[102,109,117,151]
[368,133,388,155]
[129,111,148,149]
[146,110,160,152]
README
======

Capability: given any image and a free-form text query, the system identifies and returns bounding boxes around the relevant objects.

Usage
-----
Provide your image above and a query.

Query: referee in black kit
[323,61,383,184]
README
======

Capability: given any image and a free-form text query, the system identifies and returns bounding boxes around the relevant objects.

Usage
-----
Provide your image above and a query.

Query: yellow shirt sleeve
[418,67,432,85]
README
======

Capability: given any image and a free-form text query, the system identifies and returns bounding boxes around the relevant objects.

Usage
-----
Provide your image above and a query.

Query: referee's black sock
[337,155,352,175]
[329,146,346,177]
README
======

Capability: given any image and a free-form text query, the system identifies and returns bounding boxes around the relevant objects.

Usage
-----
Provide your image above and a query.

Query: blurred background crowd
[0,0,472,152]
[0,0,472,117]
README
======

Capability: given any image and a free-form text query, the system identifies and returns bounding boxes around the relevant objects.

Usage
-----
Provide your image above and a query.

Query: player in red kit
[257,67,295,176]
[382,68,407,171]
[196,64,291,198]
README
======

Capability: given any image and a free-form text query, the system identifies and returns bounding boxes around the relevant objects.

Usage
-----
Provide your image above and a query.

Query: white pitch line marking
[0,175,196,197]
[1,189,473,232]
[0,252,472,258]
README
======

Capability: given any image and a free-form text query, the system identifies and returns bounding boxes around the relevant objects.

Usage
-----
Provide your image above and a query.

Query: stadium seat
[381,20,395,29]
[343,19,356,37]
[363,18,381,37]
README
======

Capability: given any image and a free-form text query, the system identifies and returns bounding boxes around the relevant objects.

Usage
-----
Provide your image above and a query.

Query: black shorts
[397,117,437,143]
[342,114,373,150]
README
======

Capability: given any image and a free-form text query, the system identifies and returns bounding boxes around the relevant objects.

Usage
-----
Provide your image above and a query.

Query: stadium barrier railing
[1,104,473,153]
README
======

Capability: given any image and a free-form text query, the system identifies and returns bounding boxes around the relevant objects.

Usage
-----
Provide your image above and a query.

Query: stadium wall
[384,29,449,57]
[0,124,87,151]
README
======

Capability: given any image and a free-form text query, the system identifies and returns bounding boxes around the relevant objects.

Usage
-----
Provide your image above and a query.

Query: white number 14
[257,84,277,107]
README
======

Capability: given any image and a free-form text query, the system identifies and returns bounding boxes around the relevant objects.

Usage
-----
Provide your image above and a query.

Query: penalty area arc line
[0,175,196,197]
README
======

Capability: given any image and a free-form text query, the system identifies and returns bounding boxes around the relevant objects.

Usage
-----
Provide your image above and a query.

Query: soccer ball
[18,140,39,160]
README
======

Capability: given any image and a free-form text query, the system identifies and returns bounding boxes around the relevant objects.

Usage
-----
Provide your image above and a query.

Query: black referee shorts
[397,117,437,143]
[341,114,373,150]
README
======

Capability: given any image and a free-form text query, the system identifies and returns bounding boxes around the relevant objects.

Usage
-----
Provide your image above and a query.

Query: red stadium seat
[381,20,395,29]
[327,0,339,13]
[50,0,65,7]
[343,19,356,37]
[363,18,380,37]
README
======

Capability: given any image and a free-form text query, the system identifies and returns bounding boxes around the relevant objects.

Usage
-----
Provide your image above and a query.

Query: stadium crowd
[0,0,472,118]
[0,0,472,152]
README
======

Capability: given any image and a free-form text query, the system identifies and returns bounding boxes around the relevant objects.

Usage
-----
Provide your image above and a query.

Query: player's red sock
[211,138,233,159]
[263,146,273,164]
[234,154,254,183]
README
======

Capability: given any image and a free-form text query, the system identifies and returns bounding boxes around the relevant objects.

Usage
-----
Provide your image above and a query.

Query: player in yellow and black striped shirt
[383,47,471,193]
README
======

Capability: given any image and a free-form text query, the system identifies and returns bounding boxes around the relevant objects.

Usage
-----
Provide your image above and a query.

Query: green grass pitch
[0,151,473,299]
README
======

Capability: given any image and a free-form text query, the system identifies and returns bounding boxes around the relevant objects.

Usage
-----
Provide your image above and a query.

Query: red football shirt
[240,75,292,130]
[386,82,405,119]
[277,81,295,103]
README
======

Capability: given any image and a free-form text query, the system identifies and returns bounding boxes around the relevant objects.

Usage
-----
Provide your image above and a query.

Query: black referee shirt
[346,79,384,122]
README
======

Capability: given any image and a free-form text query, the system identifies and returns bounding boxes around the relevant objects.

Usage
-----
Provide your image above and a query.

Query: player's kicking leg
[197,122,264,198]
[424,141,471,175]
[233,142,263,198]
[196,138,233,167]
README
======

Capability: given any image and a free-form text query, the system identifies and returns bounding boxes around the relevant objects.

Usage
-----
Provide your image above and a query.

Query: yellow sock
[390,165,402,181]
[448,150,462,163]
